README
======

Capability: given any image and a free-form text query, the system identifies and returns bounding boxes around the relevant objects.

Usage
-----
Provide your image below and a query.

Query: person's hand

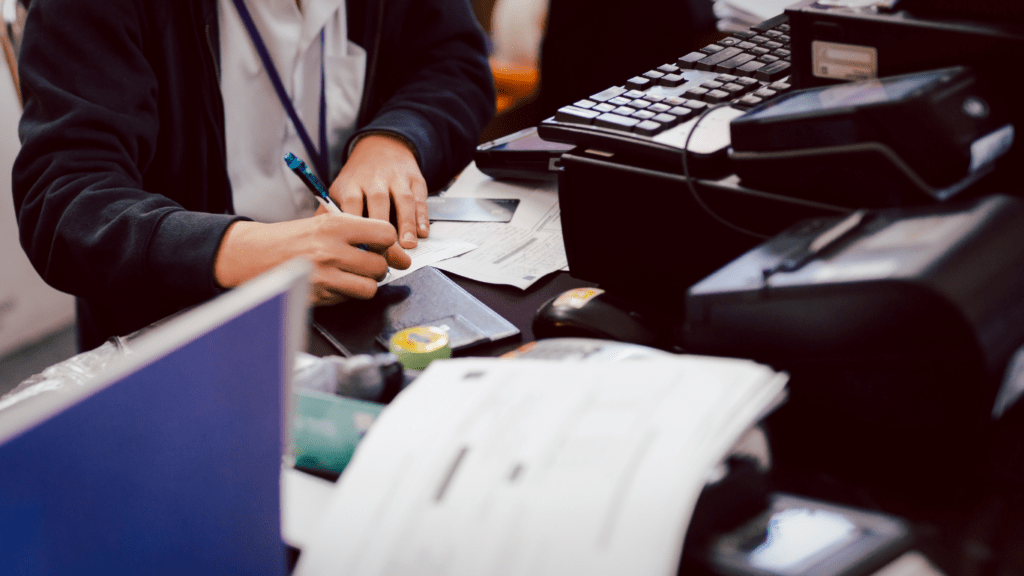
[214,212,411,306]
[329,133,429,250]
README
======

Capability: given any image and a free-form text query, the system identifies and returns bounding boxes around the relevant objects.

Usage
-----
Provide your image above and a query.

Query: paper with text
[295,356,787,576]
[431,163,568,289]
[379,234,477,286]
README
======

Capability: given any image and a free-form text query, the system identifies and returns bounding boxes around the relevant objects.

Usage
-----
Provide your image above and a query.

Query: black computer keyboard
[537,14,795,174]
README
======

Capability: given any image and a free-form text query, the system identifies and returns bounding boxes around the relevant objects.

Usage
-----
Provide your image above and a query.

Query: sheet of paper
[430,163,568,289]
[295,356,788,576]
[379,234,477,285]
[280,466,336,550]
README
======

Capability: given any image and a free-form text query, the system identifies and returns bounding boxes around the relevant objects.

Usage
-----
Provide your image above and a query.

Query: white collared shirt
[219,0,366,223]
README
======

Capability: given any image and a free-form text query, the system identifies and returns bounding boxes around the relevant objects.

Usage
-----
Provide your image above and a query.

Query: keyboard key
[721,82,749,95]
[737,41,757,50]
[736,60,767,76]
[734,94,763,109]
[715,74,738,83]
[664,96,687,106]
[700,43,725,55]
[624,89,647,99]
[647,103,671,113]
[718,37,740,47]
[593,102,616,113]
[764,30,783,39]
[612,105,637,116]
[757,54,780,64]
[573,99,597,109]
[594,112,640,131]
[763,41,784,50]
[716,53,756,73]
[631,110,657,120]
[678,52,705,69]
[625,76,653,90]
[628,99,652,109]
[777,23,790,32]
[768,80,792,91]
[750,46,770,56]
[695,47,743,71]
[657,64,680,74]
[733,29,757,38]
[682,99,708,110]
[755,60,791,81]
[634,120,663,136]
[659,73,685,87]
[652,113,681,127]
[684,86,710,99]
[554,106,600,124]
[773,48,791,58]
[700,80,725,90]
[589,86,627,102]
[643,70,665,81]
[642,94,666,103]
[752,87,778,99]
[667,106,695,119]
[705,89,732,103]
[779,35,791,44]
[608,96,632,106]
[750,35,770,44]
[735,76,759,87]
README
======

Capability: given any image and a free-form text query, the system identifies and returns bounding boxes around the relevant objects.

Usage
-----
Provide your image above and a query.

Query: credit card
[426,197,520,222]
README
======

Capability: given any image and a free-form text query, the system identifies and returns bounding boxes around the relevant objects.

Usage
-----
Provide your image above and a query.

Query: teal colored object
[292,391,384,474]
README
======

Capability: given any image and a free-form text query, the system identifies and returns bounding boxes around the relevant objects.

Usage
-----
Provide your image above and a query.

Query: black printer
[681,194,1024,496]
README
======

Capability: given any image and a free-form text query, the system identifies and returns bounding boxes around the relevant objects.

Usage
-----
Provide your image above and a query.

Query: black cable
[680,102,771,240]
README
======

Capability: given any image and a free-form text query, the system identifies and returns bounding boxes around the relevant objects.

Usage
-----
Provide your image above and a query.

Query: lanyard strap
[231,0,330,183]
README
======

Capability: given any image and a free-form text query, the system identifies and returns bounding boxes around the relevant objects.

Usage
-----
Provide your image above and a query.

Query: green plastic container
[292,390,384,474]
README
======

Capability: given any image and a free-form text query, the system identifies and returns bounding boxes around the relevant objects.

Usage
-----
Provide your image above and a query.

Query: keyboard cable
[680,102,771,240]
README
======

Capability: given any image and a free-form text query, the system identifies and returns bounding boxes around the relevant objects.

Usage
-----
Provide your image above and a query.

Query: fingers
[311,266,379,306]
[412,177,430,239]
[392,178,420,249]
[335,179,365,218]
[385,243,412,270]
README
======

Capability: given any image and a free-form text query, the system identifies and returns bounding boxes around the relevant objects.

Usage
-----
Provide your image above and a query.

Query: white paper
[379,234,477,285]
[295,356,787,576]
[280,466,336,550]
[429,163,569,289]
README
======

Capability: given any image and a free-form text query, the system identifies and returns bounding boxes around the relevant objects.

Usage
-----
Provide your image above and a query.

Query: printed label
[812,40,878,81]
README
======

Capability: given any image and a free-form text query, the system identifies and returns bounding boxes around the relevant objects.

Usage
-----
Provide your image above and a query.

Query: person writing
[12,0,495,351]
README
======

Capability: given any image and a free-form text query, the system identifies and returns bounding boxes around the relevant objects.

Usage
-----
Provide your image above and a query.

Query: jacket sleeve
[346,0,496,191]
[12,0,240,310]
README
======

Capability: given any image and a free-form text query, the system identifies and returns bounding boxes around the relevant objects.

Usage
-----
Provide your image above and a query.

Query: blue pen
[285,152,374,253]
[285,152,343,215]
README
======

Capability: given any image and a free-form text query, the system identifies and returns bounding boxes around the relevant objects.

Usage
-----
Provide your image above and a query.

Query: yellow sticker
[389,326,450,354]
[552,287,604,310]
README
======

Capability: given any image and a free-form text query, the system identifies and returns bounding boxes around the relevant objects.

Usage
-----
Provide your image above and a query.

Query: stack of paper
[295,355,787,576]
[430,163,568,289]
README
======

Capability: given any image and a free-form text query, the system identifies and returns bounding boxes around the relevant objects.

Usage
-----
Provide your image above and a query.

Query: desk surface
[305,265,1024,576]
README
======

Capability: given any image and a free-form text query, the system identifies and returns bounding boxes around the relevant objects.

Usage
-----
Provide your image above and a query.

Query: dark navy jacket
[13,0,494,350]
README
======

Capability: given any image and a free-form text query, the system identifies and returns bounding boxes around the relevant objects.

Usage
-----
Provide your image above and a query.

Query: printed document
[431,163,568,289]
[295,356,787,576]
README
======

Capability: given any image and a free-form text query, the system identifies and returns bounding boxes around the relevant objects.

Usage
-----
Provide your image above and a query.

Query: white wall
[0,63,75,357]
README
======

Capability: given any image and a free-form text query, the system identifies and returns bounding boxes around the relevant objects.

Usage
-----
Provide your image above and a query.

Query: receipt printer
[681,194,1024,491]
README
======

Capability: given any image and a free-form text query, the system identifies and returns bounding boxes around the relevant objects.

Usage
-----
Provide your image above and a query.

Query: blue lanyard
[231,0,330,183]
